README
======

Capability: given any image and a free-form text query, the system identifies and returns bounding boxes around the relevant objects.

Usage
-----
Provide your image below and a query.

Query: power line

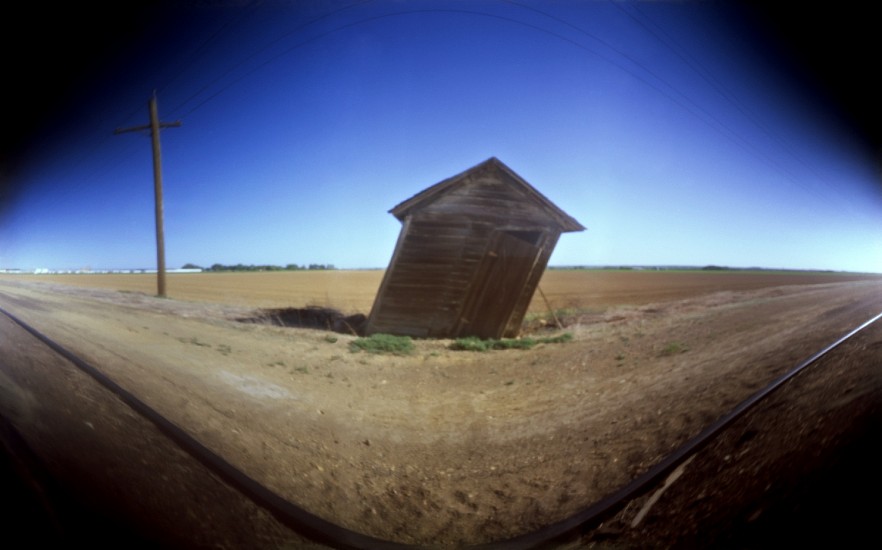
[167,0,377,119]
[173,6,726,123]
[500,0,843,210]
[168,1,841,217]
[155,1,265,99]
[615,0,867,218]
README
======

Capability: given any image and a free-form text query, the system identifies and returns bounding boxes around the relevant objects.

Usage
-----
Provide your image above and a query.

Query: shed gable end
[390,157,585,233]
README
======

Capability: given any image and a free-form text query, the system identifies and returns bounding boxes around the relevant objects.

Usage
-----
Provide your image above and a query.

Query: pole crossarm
[114,121,182,134]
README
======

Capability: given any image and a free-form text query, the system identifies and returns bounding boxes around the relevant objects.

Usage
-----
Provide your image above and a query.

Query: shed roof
[389,157,586,232]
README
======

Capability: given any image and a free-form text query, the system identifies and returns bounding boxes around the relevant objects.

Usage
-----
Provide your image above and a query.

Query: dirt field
[10,269,877,314]
[1,272,881,547]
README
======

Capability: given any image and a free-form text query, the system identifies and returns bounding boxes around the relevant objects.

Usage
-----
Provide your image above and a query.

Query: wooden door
[457,231,540,339]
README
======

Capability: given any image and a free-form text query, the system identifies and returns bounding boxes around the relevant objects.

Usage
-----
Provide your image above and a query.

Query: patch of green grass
[448,337,485,352]
[450,332,573,352]
[349,333,414,355]
[660,341,689,356]
[450,337,503,352]
[324,335,338,344]
[540,332,574,345]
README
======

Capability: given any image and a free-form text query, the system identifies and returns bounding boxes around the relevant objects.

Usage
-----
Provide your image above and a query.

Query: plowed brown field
[7,270,878,315]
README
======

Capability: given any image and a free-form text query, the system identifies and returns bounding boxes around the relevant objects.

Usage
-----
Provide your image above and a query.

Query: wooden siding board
[384,277,472,290]
[420,203,561,230]
[385,275,472,287]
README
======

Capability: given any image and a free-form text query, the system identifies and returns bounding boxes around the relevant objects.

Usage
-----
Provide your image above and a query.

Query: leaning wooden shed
[365,157,584,339]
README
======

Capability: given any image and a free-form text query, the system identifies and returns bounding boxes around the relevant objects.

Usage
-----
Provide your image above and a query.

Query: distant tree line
[182,263,336,272]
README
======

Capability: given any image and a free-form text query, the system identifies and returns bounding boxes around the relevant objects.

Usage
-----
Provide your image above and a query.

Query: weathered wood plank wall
[365,158,583,339]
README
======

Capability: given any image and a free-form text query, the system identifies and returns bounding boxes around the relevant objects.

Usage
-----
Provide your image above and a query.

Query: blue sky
[2,1,880,272]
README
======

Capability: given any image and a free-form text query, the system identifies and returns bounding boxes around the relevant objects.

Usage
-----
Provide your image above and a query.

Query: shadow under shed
[237,306,367,336]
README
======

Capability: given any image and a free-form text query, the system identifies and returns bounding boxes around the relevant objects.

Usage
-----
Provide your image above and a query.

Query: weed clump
[349,333,414,355]
[450,332,573,352]
[659,341,689,356]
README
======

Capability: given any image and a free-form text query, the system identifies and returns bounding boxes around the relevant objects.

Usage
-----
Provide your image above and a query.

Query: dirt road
[587,321,882,548]
[1,277,881,547]
[0,311,314,548]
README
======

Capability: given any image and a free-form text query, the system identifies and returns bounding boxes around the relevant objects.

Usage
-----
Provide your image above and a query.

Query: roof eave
[389,157,585,232]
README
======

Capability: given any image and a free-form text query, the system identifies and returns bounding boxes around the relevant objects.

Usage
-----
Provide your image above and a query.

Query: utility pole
[115,91,181,298]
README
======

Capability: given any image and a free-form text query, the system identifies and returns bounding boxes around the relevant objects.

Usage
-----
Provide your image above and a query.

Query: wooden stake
[537,285,563,329]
